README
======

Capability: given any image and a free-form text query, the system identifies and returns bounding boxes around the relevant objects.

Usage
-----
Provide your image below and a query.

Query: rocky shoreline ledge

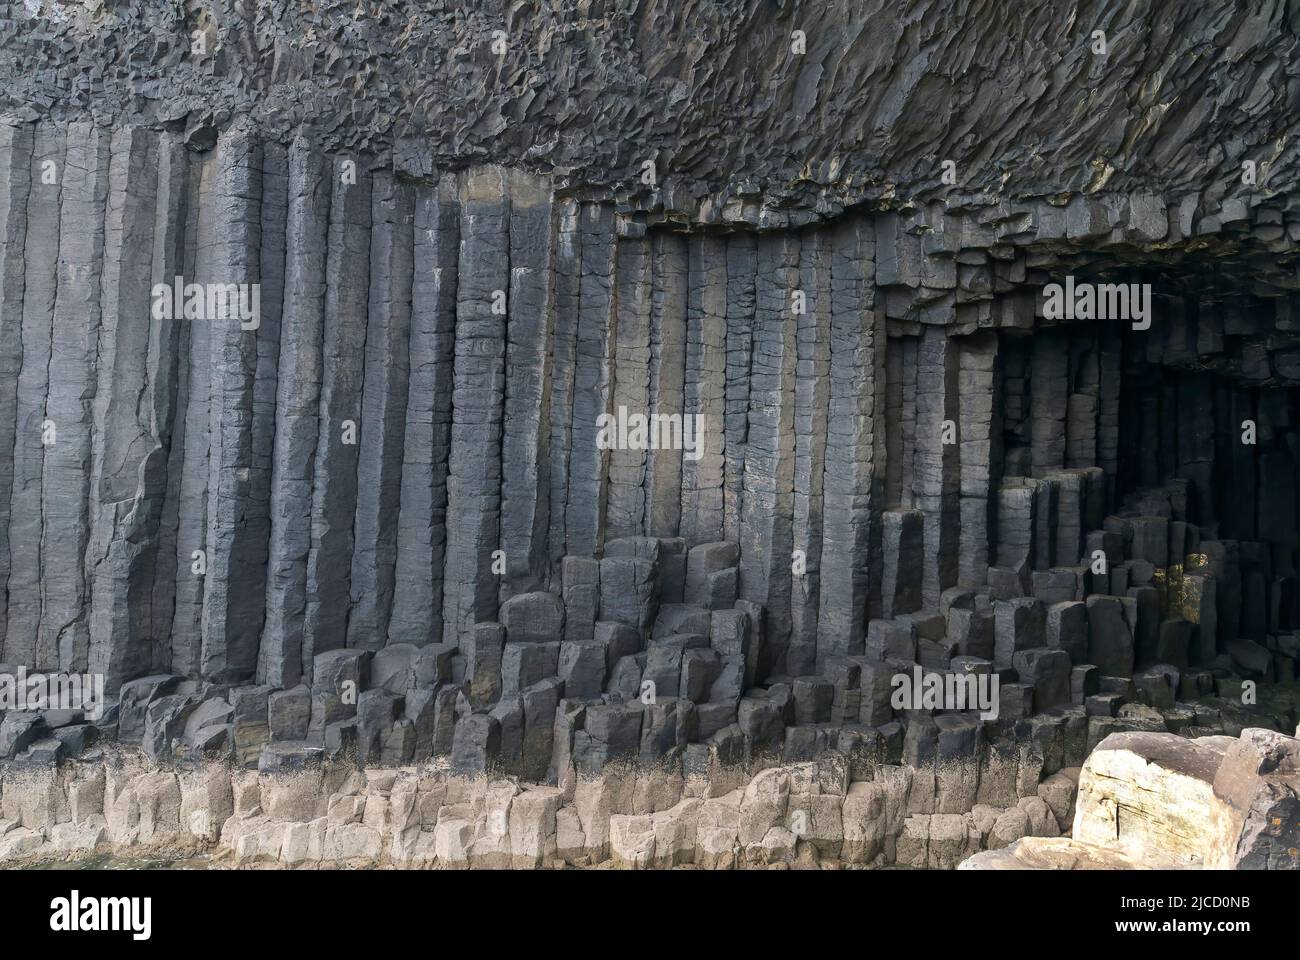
[2,722,1296,870]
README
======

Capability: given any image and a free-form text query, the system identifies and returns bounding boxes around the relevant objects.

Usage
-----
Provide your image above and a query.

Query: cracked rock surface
[0,2,1299,873]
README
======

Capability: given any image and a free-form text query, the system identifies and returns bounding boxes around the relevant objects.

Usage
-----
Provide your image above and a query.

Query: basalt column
[958,331,1000,590]
[41,122,110,674]
[739,233,799,674]
[259,140,330,687]
[564,203,617,559]
[723,235,757,545]
[498,171,555,599]
[85,127,164,690]
[817,217,882,658]
[546,199,581,568]
[199,130,266,683]
[388,175,459,647]
[5,1,1300,816]
[791,229,831,659]
[679,234,727,548]
[302,157,371,676]
[442,167,509,644]
[168,148,212,677]
[0,124,31,655]
[606,232,652,540]
[346,172,414,649]
[913,325,960,610]
[644,232,688,538]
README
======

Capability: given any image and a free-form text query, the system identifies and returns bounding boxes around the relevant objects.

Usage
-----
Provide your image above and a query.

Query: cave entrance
[995,264,1300,674]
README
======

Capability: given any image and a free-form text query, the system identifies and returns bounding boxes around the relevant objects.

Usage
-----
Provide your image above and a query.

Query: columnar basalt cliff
[1,1,1299,869]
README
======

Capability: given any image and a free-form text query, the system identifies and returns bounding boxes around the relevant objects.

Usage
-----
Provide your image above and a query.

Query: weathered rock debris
[1,1,1300,869]
[963,726,1300,869]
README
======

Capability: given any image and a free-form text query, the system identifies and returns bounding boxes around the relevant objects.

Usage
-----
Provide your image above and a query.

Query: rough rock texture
[0,743,1040,869]
[1,1,1300,871]
[2,2,1297,222]
[962,726,1300,869]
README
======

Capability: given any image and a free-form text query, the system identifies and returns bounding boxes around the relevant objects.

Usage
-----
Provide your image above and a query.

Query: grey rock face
[118,675,184,743]
[500,592,565,644]
[5,1,1295,223]
[598,555,659,633]
[560,556,599,642]
[1,3,1299,807]
[1087,595,1135,679]
[441,168,508,645]
[259,138,331,688]
[388,175,459,648]
[269,685,311,742]
[0,712,47,758]
[994,598,1046,671]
